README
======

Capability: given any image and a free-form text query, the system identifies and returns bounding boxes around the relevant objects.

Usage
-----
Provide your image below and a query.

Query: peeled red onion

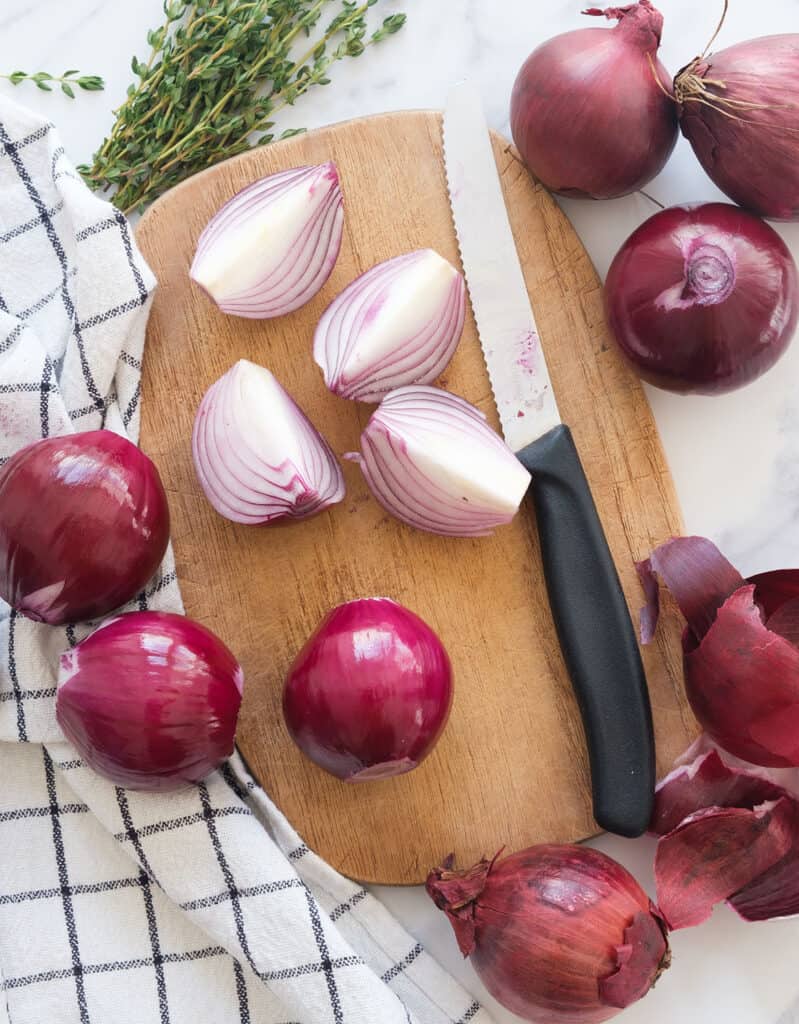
[427,847,670,1023]
[57,611,243,790]
[192,359,344,524]
[638,537,799,767]
[282,597,452,781]
[605,203,799,394]
[510,2,677,199]
[313,249,466,402]
[0,430,169,625]
[346,386,531,537]
[190,162,343,318]
[676,34,799,221]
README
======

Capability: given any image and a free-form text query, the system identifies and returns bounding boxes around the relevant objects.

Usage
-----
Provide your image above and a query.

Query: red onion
[345,386,531,537]
[509,2,677,200]
[57,611,243,791]
[0,430,169,626]
[427,847,670,1024]
[313,249,466,402]
[605,203,799,394]
[650,745,799,928]
[192,359,344,524]
[282,597,452,781]
[190,163,343,318]
[638,536,799,767]
[676,35,799,221]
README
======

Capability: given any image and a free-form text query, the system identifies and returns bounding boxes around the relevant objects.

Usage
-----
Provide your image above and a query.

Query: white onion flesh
[347,386,531,537]
[190,163,344,319]
[192,359,345,524]
[314,249,466,403]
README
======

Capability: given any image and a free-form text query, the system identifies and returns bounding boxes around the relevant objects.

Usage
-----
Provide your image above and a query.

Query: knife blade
[443,81,655,838]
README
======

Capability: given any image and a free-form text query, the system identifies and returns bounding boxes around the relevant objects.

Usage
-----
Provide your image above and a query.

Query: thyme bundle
[77,0,406,213]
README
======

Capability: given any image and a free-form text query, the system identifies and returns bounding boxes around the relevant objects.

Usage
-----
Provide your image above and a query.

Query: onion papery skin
[605,203,799,394]
[0,431,170,625]
[313,249,466,403]
[649,747,799,928]
[191,359,345,525]
[282,597,452,782]
[190,162,343,318]
[638,537,799,767]
[56,611,243,791]
[676,35,799,221]
[347,386,531,537]
[510,2,677,200]
[427,847,669,1024]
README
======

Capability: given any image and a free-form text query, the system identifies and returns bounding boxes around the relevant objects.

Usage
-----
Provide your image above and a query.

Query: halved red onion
[283,597,452,781]
[190,162,343,318]
[638,537,799,767]
[651,748,799,928]
[313,249,466,402]
[191,359,345,524]
[0,430,169,625]
[345,385,531,537]
[56,611,243,791]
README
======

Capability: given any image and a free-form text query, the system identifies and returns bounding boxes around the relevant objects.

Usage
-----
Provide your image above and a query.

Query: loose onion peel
[651,744,799,928]
[638,536,799,767]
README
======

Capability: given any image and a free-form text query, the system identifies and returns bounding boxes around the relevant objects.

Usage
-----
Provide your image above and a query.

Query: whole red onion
[510,2,678,199]
[283,597,452,781]
[605,203,798,394]
[0,430,170,625]
[676,35,799,221]
[427,847,669,1024]
[57,611,243,790]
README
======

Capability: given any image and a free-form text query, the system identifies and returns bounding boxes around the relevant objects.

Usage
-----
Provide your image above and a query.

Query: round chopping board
[136,111,696,885]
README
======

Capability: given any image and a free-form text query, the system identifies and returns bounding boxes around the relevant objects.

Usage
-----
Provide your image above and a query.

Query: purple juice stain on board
[516,329,540,375]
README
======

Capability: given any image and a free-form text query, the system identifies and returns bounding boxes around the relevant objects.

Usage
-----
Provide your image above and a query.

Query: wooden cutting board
[137,111,696,885]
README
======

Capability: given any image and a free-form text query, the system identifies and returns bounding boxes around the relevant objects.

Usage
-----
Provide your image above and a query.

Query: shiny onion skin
[282,598,452,781]
[676,35,799,221]
[510,2,677,199]
[427,847,669,1024]
[0,431,170,625]
[190,163,343,318]
[605,203,799,394]
[57,611,243,791]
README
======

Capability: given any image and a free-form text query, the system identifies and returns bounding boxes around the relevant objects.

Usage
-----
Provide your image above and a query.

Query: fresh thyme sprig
[77,0,406,214]
[1,69,105,99]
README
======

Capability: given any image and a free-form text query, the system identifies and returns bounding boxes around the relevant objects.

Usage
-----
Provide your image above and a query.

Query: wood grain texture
[136,111,696,885]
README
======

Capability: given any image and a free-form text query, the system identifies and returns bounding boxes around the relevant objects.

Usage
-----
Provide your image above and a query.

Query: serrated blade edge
[442,81,560,452]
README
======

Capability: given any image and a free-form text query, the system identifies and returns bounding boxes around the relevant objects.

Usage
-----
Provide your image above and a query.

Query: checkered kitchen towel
[0,97,492,1024]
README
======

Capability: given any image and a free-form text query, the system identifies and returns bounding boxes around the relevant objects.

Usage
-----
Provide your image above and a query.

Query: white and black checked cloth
[0,98,492,1024]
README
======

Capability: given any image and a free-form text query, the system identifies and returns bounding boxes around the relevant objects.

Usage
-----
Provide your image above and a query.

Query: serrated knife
[443,81,655,838]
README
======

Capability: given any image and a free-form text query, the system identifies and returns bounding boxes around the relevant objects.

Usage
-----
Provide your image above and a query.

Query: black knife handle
[516,424,655,837]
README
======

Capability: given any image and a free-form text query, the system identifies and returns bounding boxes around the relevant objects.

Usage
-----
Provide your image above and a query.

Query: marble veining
[3,1,799,1021]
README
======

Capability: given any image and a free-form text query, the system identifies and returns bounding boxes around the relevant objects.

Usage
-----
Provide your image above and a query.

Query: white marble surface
[3,1,799,1021]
